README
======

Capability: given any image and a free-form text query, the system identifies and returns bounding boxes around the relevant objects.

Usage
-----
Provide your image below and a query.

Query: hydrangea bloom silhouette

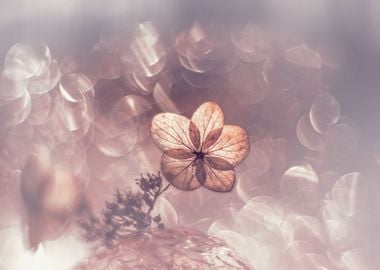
[151,102,250,192]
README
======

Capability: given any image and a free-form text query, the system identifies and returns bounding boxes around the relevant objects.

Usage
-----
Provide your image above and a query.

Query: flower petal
[207,125,250,166]
[161,153,200,191]
[151,113,194,152]
[191,102,224,146]
[202,162,236,192]
[165,149,195,160]
[189,121,201,150]
[195,159,206,185]
[205,156,234,171]
[202,128,223,150]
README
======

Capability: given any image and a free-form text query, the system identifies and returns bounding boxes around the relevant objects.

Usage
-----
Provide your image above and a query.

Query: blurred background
[0,0,379,269]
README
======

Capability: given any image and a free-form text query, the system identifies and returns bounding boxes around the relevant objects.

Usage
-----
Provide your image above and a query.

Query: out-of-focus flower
[20,145,82,250]
[151,101,250,192]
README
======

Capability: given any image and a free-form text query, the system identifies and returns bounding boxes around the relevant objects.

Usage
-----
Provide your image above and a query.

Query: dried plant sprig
[78,172,171,246]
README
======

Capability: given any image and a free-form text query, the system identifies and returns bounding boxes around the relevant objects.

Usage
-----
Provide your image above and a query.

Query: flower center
[193,151,205,160]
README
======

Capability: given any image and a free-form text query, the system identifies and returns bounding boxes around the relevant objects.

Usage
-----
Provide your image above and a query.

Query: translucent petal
[195,159,206,185]
[160,153,199,191]
[202,161,235,192]
[165,149,194,160]
[205,156,234,170]
[207,125,250,166]
[151,113,194,152]
[202,127,223,150]
[189,121,201,150]
[191,101,224,146]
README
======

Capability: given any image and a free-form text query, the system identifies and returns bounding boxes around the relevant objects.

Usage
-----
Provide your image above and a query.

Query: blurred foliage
[78,173,169,246]
[75,227,252,270]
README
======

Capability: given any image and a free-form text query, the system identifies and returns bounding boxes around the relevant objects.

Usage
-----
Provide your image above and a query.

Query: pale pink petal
[151,113,194,152]
[195,158,206,185]
[202,128,223,150]
[205,156,234,171]
[161,153,200,191]
[207,125,250,166]
[202,161,235,192]
[189,121,201,150]
[191,102,224,146]
[165,148,195,160]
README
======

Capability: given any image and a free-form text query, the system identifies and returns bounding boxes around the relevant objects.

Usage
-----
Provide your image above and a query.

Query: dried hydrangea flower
[151,101,250,192]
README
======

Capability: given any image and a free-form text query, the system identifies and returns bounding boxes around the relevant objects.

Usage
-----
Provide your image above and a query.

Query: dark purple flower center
[193,151,205,160]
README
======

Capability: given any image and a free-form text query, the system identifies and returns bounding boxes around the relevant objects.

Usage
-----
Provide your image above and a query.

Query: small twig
[160,183,172,196]
[148,183,172,214]
[78,173,171,246]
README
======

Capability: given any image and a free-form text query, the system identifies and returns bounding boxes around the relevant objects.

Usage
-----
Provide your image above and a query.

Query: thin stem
[159,183,172,196]
[147,183,172,214]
